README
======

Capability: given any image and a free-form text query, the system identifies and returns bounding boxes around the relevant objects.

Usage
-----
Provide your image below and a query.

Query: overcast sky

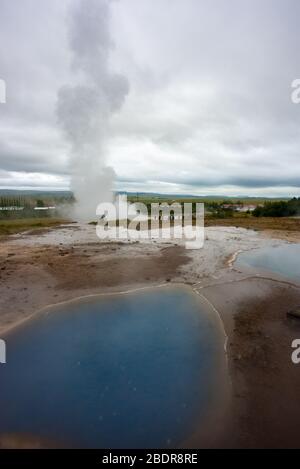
[1,0,300,196]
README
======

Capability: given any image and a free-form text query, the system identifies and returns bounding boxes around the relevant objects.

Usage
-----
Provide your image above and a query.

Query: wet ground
[0,222,300,448]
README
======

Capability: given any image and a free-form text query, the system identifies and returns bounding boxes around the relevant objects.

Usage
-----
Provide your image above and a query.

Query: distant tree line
[0,193,75,220]
[0,196,30,208]
[253,198,300,217]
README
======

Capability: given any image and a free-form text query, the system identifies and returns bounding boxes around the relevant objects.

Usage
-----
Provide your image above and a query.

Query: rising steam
[57,0,129,220]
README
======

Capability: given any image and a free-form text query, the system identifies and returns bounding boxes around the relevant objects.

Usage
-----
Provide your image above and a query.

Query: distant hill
[123,192,290,202]
[0,189,73,198]
[0,189,290,202]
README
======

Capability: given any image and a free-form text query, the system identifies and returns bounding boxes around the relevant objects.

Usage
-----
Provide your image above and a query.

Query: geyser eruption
[57,0,129,220]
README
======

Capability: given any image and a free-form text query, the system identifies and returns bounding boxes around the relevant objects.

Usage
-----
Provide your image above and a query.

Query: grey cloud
[1,0,300,196]
[0,142,68,175]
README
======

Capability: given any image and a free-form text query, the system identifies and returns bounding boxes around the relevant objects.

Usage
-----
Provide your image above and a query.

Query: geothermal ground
[0,222,300,448]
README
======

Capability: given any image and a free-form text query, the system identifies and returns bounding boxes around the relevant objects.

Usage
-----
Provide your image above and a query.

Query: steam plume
[57,0,129,220]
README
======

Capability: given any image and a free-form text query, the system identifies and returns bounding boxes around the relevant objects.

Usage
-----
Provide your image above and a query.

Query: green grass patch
[0,218,69,236]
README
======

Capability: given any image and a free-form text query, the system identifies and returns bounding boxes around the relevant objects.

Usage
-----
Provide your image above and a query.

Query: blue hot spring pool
[235,244,300,282]
[0,287,225,448]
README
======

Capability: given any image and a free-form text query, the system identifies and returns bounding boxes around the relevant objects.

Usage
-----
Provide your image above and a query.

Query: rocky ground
[0,221,300,448]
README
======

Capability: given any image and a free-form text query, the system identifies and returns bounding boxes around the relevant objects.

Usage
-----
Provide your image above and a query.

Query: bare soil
[1,222,300,448]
